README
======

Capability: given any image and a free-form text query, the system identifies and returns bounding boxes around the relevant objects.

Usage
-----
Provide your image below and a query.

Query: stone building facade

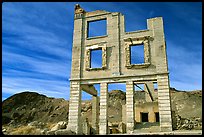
[67,4,172,134]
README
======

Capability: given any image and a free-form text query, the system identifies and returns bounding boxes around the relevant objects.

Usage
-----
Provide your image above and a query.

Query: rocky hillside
[170,88,202,118]
[2,88,202,134]
[2,91,69,125]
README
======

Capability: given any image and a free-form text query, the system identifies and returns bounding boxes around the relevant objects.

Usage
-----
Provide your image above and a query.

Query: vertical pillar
[92,95,99,134]
[157,74,172,131]
[108,13,121,76]
[148,17,172,132]
[67,81,82,134]
[99,83,108,134]
[126,81,135,133]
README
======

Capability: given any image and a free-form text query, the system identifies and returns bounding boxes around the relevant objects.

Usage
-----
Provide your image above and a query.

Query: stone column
[67,81,82,134]
[157,74,172,131]
[99,83,108,134]
[92,95,99,134]
[148,17,172,132]
[108,12,121,76]
[126,81,135,133]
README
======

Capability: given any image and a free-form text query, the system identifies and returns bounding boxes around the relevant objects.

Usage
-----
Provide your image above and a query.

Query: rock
[2,128,7,132]
[28,121,39,127]
[50,121,67,131]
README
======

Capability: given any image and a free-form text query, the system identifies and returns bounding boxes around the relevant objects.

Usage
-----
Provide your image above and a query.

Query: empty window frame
[124,37,150,69]
[87,19,107,38]
[90,48,102,68]
[130,44,144,64]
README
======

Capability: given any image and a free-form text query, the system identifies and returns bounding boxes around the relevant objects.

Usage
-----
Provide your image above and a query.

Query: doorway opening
[108,83,126,134]
[81,84,100,135]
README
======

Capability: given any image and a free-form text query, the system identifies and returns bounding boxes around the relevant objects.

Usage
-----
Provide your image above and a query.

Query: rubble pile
[174,115,202,130]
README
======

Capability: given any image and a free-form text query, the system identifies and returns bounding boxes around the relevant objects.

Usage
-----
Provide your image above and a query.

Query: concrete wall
[122,102,159,123]
[135,102,159,123]
[72,10,160,80]
[68,4,172,134]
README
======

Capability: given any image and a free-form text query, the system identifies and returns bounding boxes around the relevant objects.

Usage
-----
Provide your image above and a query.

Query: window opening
[91,49,102,68]
[141,112,149,122]
[153,82,158,91]
[88,19,107,38]
[130,44,144,64]
[155,112,159,122]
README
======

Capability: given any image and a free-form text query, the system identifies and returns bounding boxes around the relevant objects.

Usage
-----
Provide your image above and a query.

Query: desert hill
[2,88,202,135]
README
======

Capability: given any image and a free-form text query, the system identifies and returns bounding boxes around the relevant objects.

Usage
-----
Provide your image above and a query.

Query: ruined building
[67,4,173,134]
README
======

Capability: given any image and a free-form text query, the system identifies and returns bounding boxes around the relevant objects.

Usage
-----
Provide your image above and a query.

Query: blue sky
[2,2,202,101]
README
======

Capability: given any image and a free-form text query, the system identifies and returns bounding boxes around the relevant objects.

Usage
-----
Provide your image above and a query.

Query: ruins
[67,4,173,134]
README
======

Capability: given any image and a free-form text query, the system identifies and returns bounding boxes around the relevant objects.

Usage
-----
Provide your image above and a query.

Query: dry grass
[9,125,40,135]
[4,122,57,135]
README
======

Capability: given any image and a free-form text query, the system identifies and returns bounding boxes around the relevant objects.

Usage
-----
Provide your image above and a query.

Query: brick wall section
[99,83,108,134]
[126,81,135,133]
[157,75,172,131]
[67,81,82,134]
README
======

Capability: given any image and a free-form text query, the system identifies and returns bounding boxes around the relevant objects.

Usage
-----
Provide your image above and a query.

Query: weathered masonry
[67,4,173,134]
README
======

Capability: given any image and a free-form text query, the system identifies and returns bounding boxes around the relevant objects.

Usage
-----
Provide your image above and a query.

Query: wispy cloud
[2,2,74,100]
[167,40,202,90]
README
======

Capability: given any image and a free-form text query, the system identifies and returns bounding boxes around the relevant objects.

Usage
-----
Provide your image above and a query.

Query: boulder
[28,121,39,127]
[50,121,67,131]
